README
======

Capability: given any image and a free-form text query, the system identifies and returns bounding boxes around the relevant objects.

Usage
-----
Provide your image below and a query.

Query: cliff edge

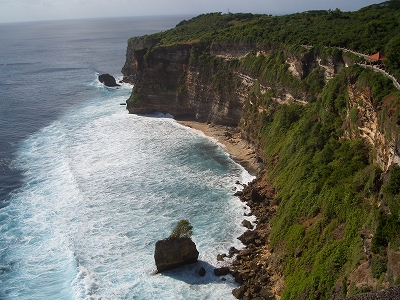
[122,10,400,300]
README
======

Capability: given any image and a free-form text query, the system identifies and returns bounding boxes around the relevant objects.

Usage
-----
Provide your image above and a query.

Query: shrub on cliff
[155,220,198,272]
[169,219,193,239]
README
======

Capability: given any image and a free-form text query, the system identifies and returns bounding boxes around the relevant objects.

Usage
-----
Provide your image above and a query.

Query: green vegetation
[169,220,193,239]
[238,50,302,90]
[371,256,388,279]
[385,33,400,70]
[240,63,399,298]
[156,3,400,55]
[130,1,400,80]
[232,51,399,297]
[372,166,400,253]
[126,2,400,298]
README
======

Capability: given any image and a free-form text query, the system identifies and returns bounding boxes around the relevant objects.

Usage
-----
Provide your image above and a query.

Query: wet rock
[242,220,254,229]
[214,267,230,276]
[154,237,199,272]
[251,188,265,202]
[230,172,279,299]
[232,285,246,299]
[217,253,227,261]
[228,246,240,257]
[98,73,120,87]
[233,271,244,284]
[238,230,259,245]
[234,190,243,197]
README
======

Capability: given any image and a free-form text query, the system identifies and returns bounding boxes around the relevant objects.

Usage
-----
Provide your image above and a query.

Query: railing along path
[301,45,400,90]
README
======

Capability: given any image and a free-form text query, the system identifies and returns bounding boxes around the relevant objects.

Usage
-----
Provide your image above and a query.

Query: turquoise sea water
[0,17,253,299]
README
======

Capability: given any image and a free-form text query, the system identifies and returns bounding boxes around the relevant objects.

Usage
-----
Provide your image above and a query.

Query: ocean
[0,16,254,299]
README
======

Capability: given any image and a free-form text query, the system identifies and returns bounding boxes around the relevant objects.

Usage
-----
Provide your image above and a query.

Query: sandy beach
[177,121,262,176]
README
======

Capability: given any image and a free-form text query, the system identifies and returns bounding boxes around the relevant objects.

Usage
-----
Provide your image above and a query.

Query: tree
[169,220,193,239]
[385,33,400,70]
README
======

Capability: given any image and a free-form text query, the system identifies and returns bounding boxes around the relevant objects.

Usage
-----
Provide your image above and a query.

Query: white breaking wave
[1,82,253,299]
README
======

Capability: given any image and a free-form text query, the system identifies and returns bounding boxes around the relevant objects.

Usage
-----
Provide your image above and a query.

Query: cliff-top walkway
[302,45,400,90]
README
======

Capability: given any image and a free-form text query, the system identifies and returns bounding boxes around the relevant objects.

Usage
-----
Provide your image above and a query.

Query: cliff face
[122,40,400,169]
[122,40,400,298]
[123,42,246,125]
[346,84,400,171]
[125,40,400,172]
[122,42,344,126]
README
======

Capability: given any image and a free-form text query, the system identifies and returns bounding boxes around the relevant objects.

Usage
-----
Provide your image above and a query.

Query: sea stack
[154,237,199,272]
[98,73,120,87]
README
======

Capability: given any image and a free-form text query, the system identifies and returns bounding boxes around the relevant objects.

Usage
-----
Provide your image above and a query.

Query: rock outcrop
[154,237,199,272]
[122,42,247,125]
[346,84,400,171]
[98,73,120,87]
[346,286,400,300]
[121,40,348,128]
[214,267,230,276]
[231,172,280,299]
[122,37,400,299]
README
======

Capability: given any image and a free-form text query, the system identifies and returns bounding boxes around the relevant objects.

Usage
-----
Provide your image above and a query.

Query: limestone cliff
[123,42,244,125]
[122,41,345,126]
[122,39,400,299]
[118,40,398,173]
[345,84,400,171]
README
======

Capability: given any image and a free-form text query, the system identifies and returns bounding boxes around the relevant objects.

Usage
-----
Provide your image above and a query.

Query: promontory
[122,2,400,299]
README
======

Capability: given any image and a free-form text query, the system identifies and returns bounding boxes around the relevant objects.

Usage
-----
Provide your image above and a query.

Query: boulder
[228,246,240,258]
[98,73,120,87]
[238,229,259,245]
[154,237,199,272]
[232,286,246,299]
[199,267,206,277]
[217,253,227,261]
[242,219,254,229]
[214,267,230,276]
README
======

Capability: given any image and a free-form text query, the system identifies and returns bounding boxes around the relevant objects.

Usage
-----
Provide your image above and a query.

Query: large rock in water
[154,237,199,272]
[98,73,120,87]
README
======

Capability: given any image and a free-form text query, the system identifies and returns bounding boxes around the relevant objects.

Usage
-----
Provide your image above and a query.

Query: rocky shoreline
[178,120,400,300]
[177,120,280,299]
[230,172,281,299]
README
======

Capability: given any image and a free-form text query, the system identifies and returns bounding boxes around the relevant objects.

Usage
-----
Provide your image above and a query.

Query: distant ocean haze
[0,16,253,299]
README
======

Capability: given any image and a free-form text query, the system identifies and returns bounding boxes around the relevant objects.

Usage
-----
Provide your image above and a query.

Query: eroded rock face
[123,43,246,125]
[121,41,347,127]
[345,84,400,171]
[154,237,199,272]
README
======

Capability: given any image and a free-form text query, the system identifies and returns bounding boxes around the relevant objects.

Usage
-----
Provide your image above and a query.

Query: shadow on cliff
[156,260,235,286]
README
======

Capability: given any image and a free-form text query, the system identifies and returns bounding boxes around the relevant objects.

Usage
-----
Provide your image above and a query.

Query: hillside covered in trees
[122,1,400,299]
[130,1,400,79]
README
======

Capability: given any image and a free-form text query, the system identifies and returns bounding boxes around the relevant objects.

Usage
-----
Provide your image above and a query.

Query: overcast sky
[0,0,384,23]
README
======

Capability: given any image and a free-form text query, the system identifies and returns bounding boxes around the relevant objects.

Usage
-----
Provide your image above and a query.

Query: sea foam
[0,81,253,299]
